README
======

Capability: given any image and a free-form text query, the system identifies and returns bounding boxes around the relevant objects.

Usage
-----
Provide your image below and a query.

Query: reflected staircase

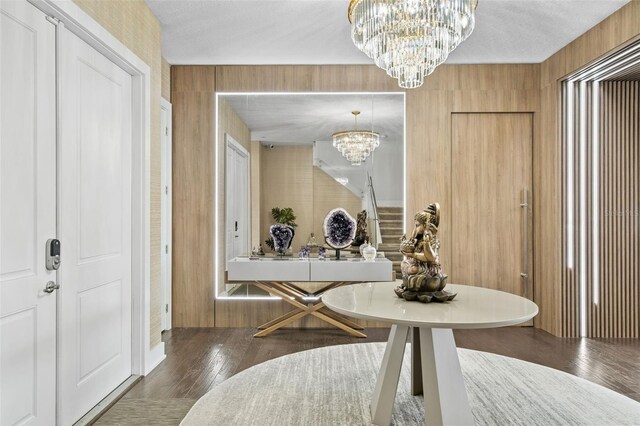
[377,207,403,279]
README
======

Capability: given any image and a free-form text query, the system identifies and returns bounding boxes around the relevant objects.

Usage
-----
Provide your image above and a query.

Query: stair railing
[367,172,382,249]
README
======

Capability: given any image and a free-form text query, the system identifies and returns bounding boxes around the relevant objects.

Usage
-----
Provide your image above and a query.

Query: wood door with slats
[451,113,533,300]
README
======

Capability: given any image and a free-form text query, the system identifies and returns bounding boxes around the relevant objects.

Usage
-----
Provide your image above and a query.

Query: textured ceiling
[221,93,404,145]
[148,0,630,65]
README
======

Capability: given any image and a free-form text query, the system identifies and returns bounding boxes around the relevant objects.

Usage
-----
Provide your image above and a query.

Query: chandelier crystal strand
[349,0,477,89]
[332,111,380,166]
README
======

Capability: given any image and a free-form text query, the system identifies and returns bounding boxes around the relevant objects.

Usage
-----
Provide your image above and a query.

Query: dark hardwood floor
[95,327,640,425]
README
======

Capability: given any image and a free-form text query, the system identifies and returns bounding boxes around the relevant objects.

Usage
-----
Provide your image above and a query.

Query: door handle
[520,188,529,297]
[44,281,60,293]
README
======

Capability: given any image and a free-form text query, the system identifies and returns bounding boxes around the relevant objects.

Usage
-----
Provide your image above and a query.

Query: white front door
[0,1,57,424]
[58,26,133,425]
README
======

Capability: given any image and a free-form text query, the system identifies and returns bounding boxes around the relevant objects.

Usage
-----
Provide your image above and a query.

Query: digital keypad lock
[46,239,61,270]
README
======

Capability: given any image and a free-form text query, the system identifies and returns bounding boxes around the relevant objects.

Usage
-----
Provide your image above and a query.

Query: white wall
[313,138,402,207]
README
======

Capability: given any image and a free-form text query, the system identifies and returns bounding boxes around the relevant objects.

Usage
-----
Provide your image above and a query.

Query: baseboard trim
[73,375,141,426]
[73,344,165,425]
[145,342,166,375]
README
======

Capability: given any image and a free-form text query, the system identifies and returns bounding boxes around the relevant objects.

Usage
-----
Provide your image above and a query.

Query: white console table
[227,257,393,337]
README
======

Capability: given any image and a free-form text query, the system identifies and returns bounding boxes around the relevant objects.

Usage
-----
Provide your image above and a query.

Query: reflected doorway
[225,134,250,267]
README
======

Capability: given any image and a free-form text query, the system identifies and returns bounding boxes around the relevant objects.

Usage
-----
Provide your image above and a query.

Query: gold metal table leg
[254,304,326,337]
[257,309,300,330]
[320,308,365,330]
[252,281,367,338]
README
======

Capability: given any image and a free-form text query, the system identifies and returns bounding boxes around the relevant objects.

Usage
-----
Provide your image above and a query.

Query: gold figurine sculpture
[395,202,457,303]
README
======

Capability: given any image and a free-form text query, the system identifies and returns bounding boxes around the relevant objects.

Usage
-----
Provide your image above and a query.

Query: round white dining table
[323,282,539,426]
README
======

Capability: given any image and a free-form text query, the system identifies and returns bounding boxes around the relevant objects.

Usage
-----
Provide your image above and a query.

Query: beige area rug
[182,343,640,425]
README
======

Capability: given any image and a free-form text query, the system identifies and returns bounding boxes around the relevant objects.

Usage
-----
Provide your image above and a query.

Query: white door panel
[225,144,235,266]
[236,150,248,257]
[225,136,250,268]
[58,26,132,425]
[77,58,124,261]
[1,1,57,424]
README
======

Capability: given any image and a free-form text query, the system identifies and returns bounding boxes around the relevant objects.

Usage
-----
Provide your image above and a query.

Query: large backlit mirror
[216,93,405,298]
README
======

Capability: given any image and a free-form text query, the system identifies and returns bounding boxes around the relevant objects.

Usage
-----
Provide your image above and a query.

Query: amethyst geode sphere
[323,208,356,249]
[270,224,294,255]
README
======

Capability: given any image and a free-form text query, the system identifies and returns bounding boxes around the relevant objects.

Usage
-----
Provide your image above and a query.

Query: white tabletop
[322,282,538,329]
[227,256,393,282]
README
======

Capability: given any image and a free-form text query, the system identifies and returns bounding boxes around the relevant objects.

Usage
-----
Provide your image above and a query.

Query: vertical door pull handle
[520,189,530,297]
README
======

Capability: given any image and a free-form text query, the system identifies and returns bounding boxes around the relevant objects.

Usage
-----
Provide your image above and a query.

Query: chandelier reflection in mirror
[348,0,478,89]
[332,111,380,166]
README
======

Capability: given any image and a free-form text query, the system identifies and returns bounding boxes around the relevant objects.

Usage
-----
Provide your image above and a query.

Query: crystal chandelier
[348,0,478,89]
[332,111,380,166]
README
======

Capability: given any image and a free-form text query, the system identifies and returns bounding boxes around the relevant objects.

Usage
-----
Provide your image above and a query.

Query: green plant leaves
[271,207,297,228]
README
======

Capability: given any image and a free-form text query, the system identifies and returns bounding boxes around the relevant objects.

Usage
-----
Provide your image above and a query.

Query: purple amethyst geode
[323,208,356,249]
[270,224,294,255]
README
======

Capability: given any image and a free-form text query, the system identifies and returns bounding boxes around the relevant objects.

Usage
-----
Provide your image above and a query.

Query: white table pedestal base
[371,324,474,426]
[371,325,410,425]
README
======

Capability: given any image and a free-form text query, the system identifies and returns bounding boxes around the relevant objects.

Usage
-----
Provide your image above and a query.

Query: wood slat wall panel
[592,81,640,338]
[540,1,640,337]
[562,80,639,338]
[560,83,576,337]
